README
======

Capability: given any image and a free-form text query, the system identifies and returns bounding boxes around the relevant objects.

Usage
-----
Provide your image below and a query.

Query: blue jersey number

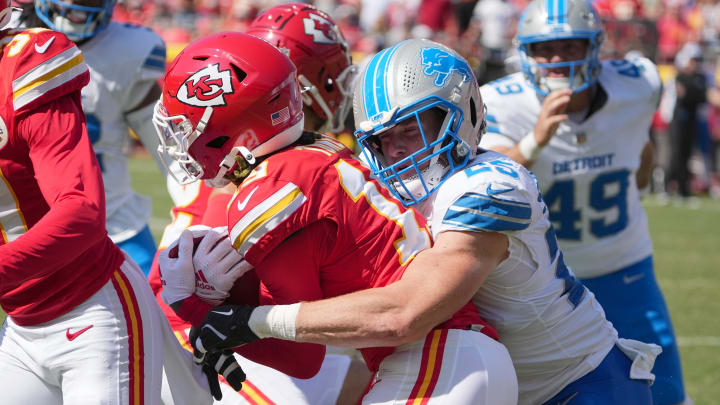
[465,159,519,179]
[85,113,104,172]
[545,220,585,308]
[543,169,630,240]
[610,59,640,78]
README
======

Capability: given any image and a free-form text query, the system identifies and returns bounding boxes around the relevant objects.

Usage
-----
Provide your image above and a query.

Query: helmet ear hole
[469,97,478,127]
[230,64,247,83]
[324,77,335,93]
[206,136,229,149]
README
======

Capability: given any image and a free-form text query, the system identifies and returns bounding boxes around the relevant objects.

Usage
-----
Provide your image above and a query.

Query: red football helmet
[247,3,356,132]
[153,32,304,187]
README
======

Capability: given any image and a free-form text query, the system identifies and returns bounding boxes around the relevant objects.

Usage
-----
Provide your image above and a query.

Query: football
[166,236,205,259]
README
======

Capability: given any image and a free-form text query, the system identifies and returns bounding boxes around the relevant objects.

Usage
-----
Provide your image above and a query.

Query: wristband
[517,132,542,161]
[248,303,301,341]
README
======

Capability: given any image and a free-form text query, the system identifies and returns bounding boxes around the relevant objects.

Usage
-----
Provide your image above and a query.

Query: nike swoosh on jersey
[237,186,259,211]
[212,309,234,316]
[622,273,645,284]
[66,325,93,341]
[35,36,55,54]
[486,184,514,196]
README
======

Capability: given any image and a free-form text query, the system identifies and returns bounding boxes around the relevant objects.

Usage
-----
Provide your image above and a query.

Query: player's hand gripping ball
[165,226,253,306]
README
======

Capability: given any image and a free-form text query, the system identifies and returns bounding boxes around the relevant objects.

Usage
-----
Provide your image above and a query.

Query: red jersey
[226,135,495,371]
[0,28,124,325]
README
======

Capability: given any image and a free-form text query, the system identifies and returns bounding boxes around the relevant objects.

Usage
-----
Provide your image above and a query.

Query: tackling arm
[285,230,507,347]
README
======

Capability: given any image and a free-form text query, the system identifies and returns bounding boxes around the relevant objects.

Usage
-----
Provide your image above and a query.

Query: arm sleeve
[0,92,108,284]
[232,219,335,378]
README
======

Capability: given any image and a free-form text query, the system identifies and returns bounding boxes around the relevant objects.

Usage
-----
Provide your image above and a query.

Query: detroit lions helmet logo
[420,48,473,87]
[177,64,234,107]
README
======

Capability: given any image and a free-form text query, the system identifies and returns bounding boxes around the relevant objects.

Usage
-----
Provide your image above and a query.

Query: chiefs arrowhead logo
[177,64,234,107]
[303,12,339,44]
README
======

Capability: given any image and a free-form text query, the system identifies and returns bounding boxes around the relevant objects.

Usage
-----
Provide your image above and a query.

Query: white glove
[160,229,199,307]
[193,227,253,306]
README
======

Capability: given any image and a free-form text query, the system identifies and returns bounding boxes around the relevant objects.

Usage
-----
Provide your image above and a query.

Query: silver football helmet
[353,39,486,206]
[515,0,604,95]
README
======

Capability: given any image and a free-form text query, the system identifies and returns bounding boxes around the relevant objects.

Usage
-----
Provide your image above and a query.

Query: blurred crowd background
[109,0,720,200]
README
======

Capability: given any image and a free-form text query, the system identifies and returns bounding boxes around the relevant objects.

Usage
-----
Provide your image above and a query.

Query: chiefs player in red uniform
[147,4,365,403]
[0,5,211,404]
[154,32,516,404]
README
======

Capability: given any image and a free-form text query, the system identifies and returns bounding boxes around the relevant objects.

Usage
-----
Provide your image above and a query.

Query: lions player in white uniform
[186,39,659,405]
[22,0,166,275]
[478,1,689,404]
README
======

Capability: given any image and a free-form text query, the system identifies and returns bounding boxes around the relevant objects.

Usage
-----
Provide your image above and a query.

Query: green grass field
[2,154,719,403]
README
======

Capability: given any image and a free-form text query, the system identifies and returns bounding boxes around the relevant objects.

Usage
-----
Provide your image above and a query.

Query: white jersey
[79,22,166,242]
[479,57,661,278]
[416,151,617,405]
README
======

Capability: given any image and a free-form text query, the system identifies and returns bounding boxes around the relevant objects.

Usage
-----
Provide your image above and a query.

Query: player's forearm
[293,284,430,347]
[251,241,492,348]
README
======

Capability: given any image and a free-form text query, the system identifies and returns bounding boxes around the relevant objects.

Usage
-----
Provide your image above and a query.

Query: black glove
[189,326,247,400]
[194,304,260,354]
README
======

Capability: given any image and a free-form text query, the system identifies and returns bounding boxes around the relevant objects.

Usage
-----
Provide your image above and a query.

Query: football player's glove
[159,229,198,307]
[188,327,246,400]
[192,227,253,306]
[193,304,260,354]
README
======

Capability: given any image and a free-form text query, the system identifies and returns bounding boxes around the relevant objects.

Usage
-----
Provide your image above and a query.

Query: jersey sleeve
[433,160,536,236]
[227,173,309,266]
[8,28,89,114]
[0,92,107,284]
[121,24,166,111]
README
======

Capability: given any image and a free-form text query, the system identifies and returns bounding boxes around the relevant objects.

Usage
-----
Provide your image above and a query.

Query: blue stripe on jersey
[150,46,166,57]
[486,114,498,124]
[442,192,531,232]
[143,46,166,70]
[487,125,501,134]
[558,0,566,23]
[362,43,401,121]
[143,57,165,69]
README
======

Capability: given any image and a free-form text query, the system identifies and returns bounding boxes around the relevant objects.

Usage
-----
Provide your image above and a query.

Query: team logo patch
[303,12,339,44]
[420,48,473,87]
[0,115,8,151]
[177,64,234,107]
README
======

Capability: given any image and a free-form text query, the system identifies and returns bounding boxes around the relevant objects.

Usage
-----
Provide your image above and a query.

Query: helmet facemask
[517,37,602,96]
[357,96,472,206]
[152,100,208,185]
[34,0,116,41]
[514,0,605,96]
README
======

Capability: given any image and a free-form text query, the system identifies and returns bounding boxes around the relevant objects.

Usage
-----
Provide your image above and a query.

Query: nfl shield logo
[575,132,587,145]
